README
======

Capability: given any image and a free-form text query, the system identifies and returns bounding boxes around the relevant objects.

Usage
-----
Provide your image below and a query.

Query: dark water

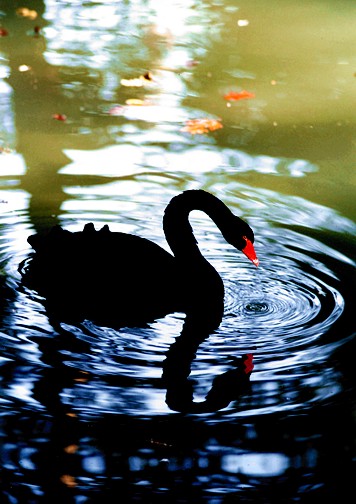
[0,1,356,502]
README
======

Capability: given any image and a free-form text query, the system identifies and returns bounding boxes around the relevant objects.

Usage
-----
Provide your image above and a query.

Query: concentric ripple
[217,230,347,362]
[223,261,343,352]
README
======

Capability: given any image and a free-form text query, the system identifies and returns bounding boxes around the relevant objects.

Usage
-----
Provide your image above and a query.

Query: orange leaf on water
[74,370,90,383]
[60,475,77,488]
[224,90,255,101]
[66,412,77,418]
[64,444,79,454]
[181,118,223,135]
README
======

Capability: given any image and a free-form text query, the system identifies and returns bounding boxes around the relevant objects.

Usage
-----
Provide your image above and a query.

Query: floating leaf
[108,105,125,116]
[60,475,77,488]
[52,113,67,121]
[125,98,148,106]
[181,118,223,135]
[142,71,153,81]
[18,64,31,72]
[16,8,38,20]
[224,90,255,101]
[120,78,144,87]
[0,146,12,154]
[74,371,90,383]
[66,412,77,418]
[120,72,153,88]
[186,60,199,68]
[0,28,8,37]
[64,444,79,454]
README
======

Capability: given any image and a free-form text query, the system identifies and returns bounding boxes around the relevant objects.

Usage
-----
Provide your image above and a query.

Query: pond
[0,0,355,502]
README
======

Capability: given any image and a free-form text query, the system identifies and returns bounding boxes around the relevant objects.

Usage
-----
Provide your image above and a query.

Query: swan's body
[20,190,258,326]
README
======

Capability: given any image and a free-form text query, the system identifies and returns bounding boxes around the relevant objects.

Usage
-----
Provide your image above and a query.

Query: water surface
[0,0,355,502]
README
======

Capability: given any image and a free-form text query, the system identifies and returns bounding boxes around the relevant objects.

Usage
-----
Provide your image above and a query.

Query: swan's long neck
[163,190,232,325]
[163,190,232,259]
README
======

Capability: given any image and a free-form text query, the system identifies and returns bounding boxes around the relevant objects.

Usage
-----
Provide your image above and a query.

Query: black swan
[19,190,258,326]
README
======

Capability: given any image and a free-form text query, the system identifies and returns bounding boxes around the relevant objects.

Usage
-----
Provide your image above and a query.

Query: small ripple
[222,256,344,357]
[244,301,269,314]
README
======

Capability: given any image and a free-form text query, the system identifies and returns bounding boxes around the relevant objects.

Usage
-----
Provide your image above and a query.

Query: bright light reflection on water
[222,452,290,477]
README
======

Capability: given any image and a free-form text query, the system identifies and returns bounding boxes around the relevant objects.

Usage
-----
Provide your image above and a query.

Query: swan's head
[224,216,259,267]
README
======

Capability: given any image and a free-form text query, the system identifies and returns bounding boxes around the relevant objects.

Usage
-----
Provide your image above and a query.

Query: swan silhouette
[19,189,258,327]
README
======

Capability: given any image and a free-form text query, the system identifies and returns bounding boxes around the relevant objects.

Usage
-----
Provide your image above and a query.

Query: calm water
[0,0,355,502]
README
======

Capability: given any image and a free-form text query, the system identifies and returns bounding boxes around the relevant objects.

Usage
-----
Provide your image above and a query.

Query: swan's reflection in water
[0,298,257,500]
[0,259,354,501]
[0,363,354,502]
[22,306,254,417]
[162,315,253,413]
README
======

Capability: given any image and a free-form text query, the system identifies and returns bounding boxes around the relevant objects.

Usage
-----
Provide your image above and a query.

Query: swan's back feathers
[23,223,180,325]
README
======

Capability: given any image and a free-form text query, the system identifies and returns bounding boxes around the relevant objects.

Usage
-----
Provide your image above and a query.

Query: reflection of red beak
[242,237,259,267]
[243,353,254,374]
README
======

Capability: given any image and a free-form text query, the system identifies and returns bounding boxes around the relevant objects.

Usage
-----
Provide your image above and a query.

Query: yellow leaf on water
[16,8,38,20]
[121,72,153,88]
[121,78,144,87]
[125,98,148,106]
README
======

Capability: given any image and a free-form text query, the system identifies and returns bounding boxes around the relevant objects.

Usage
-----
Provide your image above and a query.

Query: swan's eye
[242,236,259,267]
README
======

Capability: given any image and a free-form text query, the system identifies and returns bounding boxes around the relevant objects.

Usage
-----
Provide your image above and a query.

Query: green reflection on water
[0,0,355,225]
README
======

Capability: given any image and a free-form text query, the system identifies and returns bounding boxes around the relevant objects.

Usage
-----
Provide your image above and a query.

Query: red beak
[242,237,259,267]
